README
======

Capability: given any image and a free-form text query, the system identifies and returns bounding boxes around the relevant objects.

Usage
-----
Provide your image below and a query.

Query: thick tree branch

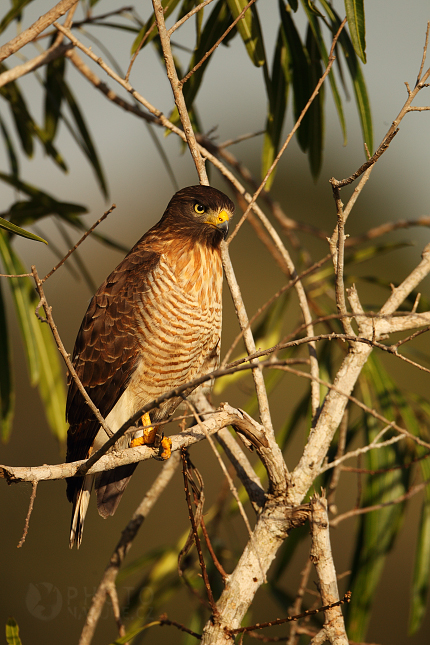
[310,493,349,644]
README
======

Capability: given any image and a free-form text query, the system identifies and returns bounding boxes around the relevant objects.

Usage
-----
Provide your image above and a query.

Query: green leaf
[344,0,366,63]
[346,357,410,640]
[184,0,233,104]
[226,0,266,67]
[44,45,66,142]
[0,232,39,385]
[109,625,148,645]
[409,486,430,633]
[0,234,66,439]
[0,114,19,176]
[261,28,289,189]
[278,0,312,152]
[288,0,298,10]
[168,0,233,127]
[0,64,34,156]
[29,304,67,441]
[319,0,373,153]
[0,217,48,244]
[0,0,34,36]
[0,63,67,170]
[5,617,22,645]
[0,172,87,226]
[301,0,346,145]
[305,25,324,178]
[404,398,430,634]
[0,281,14,442]
[58,79,108,199]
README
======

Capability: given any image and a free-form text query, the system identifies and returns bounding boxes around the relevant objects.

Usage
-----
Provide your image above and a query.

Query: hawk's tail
[95,464,138,518]
[69,475,94,549]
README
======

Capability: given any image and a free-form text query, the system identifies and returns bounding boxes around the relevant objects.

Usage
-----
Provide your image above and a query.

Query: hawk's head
[162,185,235,244]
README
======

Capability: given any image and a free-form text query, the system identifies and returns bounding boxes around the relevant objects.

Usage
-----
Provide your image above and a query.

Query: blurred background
[1,1,430,643]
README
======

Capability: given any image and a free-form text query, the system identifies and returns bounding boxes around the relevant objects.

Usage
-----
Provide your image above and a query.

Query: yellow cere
[217,209,230,223]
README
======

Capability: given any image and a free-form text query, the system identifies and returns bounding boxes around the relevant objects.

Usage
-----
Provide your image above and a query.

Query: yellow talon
[130,435,145,448]
[160,437,172,460]
[130,412,158,447]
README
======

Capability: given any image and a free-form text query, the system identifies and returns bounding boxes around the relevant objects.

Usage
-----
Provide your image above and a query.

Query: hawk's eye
[194,203,206,214]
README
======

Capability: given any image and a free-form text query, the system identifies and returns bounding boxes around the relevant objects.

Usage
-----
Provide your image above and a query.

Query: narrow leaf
[0,65,34,156]
[261,28,289,189]
[0,172,87,225]
[344,0,366,63]
[301,0,346,144]
[305,25,324,178]
[29,307,67,441]
[59,79,108,198]
[4,241,67,440]
[346,357,409,640]
[0,232,39,385]
[168,0,233,127]
[0,0,34,35]
[278,0,312,152]
[0,281,14,442]
[409,486,430,633]
[0,217,48,244]
[226,0,266,67]
[319,0,373,153]
[44,45,66,142]
[5,618,22,645]
[0,114,19,176]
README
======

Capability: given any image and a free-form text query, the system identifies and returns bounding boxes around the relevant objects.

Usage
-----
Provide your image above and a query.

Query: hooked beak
[215,209,230,239]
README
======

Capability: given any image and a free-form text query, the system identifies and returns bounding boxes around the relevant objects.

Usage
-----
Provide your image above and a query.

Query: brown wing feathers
[66,246,160,500]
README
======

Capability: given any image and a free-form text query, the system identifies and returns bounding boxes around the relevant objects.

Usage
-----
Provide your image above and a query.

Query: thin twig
[415,21,430,86]
[327,409,349,512]
[152,0,208,184]
[287,558,313,645]
[180,0,257,86]
[168,0,216,37]
[31,265,114,439]
[17,481,38,548]
[181,450,218,616]
[330,480,428,528]
[184,397,261,574]
[42,205,116,282]
[0,0,78,63]
[229,592,351,634]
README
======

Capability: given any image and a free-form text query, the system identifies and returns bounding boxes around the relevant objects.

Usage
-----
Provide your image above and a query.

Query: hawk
[66,185,234,548]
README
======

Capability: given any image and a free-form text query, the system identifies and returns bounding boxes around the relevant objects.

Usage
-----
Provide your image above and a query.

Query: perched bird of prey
[66,185,234,548]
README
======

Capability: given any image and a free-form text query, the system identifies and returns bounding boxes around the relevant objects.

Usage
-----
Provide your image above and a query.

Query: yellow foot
[159,437,172,460]
[130,412,158,447]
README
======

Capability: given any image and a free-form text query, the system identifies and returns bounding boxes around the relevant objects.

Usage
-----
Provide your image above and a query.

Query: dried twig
[0,0,78,63]
[152,0,208,184]
[181,450,218,616]
[309,493,349,644]
[229,592,351,634]
[42,205,116,282]
[31,265,114,439]
[16,481,38,548]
